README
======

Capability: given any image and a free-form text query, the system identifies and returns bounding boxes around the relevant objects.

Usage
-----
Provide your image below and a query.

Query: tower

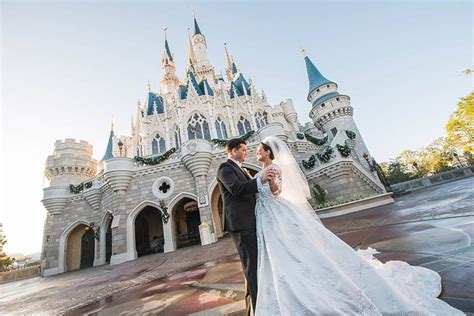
[303,50,372,163]
[161,29,180,94]
[224,43,238,82]
[190,13,215,84]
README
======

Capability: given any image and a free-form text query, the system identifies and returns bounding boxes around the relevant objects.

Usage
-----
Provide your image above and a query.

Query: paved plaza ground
[1,177,472,315]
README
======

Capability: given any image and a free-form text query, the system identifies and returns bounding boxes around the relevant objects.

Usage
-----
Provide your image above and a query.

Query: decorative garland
[302,154,317,170]
[304,133,328,146]
[211,130,255,147]
[345,130,356,140]
[336,144,352,157]
[69,181,93,194]
[134,147,177,166]
[316,147,333,163]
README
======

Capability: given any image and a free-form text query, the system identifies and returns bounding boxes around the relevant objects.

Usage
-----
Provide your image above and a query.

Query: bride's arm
[269,168,282,196]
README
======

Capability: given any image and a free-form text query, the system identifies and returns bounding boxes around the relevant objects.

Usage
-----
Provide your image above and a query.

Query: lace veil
[262,136,321,222]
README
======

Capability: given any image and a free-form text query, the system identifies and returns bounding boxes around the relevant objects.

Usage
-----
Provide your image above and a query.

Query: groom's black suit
[217,159,259,315]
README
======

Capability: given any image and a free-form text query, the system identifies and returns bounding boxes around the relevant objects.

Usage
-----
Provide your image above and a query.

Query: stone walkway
[1,177,472,315]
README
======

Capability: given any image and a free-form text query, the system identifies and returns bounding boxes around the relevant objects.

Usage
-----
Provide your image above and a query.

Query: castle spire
[224,43,239,81]
[187,28,197,68]
[193,11,203,35]
[163,28,173,62]
[303,50,335,99]
[224,43,233,71]
[102,119,115,161]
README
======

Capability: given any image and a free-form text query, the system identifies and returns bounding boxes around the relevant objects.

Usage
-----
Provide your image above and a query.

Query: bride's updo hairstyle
[260,142,275,160]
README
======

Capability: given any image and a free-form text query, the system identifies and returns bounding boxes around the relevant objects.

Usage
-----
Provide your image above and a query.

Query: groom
[217,138,273,315]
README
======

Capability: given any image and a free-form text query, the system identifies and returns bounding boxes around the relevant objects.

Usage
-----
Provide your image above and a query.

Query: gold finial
[147,80,151,92]
[111,116,115,132]
[192,9,196,18]
[298,41,307,57]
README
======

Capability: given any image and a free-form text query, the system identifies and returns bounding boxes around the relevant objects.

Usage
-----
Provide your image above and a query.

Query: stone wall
[390,165,473,193]
[0,266,40,284]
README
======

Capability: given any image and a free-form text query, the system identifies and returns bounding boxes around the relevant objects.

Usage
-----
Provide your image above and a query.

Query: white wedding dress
[254,163,464,316]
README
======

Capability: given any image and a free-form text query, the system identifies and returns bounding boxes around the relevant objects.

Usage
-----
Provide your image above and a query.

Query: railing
[389,165,473,192]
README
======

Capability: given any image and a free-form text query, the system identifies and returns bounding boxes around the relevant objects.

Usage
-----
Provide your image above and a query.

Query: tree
[0,235,15,272]
[445,91,474,160]
[380,159,414,184]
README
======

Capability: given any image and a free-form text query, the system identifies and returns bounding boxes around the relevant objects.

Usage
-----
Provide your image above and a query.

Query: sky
[1,0,472,255]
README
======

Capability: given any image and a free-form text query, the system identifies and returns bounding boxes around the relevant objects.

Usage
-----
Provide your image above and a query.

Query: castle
[40,16,387,276]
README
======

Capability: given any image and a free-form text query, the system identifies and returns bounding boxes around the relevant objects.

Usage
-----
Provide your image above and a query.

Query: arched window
[187,113,211,141]
[174,127,182,148]
[152,134,166,155]
[237,116,252,135]
[255,111,267,129]
[214,117,228,139]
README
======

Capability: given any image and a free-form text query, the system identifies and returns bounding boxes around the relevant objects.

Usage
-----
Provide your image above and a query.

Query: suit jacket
[217,159,259,232]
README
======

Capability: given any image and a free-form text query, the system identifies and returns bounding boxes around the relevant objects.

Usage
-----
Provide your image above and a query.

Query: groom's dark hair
[226,138,246,153]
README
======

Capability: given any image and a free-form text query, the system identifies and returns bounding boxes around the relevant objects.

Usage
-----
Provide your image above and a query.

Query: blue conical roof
[146,92,164,115]
[199,79,214,96]
[101,128,114,161]
[194,17,202,35]
[231,62,238,75]
[164,38,173,62]
[305,56,335,96]
[187,70,203,95]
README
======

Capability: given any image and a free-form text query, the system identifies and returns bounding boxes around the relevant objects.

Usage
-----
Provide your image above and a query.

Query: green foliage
[380,91,473,182]
[0,235,15,272]
[211,130,255,147]
[134,147,177,166]
[315,194,372,209]
[304,133,328,146]
[336,144,352,157]
[445,91,473,160]
[311,184,327,205]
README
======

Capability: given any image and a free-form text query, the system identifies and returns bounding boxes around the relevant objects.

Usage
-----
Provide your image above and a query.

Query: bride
[253,136,463,315]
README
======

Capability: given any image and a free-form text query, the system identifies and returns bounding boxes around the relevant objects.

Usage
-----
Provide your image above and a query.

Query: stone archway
[65,223,95,272]
[134,206,164,257]
[96,211,113,266]
[58,220,96,274]
[171,197,202,249]
[117,200,174,265]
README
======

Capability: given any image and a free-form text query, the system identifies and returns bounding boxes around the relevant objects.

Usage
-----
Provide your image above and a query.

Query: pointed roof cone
[187,70,203,95]
[102,122,115,161]
[231,62,238,75]
[193,12,203,35]
[304,54,335,97]
[224,43,233,71]
[163,28,173,62]
[187,28,197,66]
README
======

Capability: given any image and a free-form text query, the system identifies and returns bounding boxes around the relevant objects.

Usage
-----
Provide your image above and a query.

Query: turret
[161,29,180,94]
[44,139,97,187]
[302,48,372,163]
[42,139,98,215]
[190,13,215,84]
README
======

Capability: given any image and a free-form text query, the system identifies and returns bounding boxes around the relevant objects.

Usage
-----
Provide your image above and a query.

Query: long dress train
[254,164,464,316]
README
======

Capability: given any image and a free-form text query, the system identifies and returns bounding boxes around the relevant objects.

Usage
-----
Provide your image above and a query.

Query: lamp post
[118,140,124,157]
